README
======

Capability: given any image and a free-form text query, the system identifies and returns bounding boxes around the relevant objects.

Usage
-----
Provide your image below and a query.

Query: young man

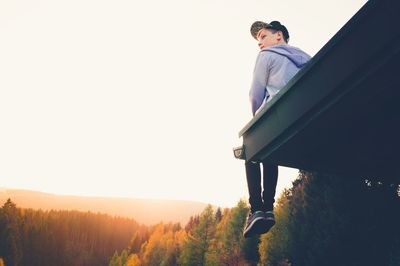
[243,20,311,238]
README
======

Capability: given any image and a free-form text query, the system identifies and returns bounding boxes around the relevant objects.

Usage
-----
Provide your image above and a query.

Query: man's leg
[262,162,278,212]
[243,161,272,238]
[245,161,263,212]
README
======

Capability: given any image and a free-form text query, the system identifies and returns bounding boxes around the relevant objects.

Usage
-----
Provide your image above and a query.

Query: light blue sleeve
[249,51,270,115]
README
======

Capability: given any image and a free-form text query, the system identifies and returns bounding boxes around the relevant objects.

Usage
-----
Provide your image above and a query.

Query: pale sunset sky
[0,0,367,207]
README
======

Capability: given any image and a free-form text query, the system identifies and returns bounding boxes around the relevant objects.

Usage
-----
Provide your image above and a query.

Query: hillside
[0,188,210,225]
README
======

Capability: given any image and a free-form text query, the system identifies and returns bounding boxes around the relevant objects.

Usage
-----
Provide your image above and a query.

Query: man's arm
[249,52,270,116]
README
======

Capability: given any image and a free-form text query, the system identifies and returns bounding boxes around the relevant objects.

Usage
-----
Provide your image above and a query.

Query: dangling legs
[245,161,263,213]
[243,160,274,238]
[262,162,278,211]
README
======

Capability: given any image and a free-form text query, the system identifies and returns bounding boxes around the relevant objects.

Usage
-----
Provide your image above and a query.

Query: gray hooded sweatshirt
[249,44,311,115]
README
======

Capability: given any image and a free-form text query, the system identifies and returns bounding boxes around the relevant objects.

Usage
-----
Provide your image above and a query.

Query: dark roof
[239,0,400,179]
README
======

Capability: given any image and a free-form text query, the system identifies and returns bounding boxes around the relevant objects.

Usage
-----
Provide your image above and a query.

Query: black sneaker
[243,210,274,238]
[264,210,275,228]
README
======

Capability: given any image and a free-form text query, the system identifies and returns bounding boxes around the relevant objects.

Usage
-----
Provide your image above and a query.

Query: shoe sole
[243,217,275,238]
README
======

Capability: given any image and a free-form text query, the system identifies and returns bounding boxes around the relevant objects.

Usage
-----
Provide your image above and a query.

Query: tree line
[0,199,149,266]
[110,172,400,266]
[109,201,260,266]
[1,171,399,266]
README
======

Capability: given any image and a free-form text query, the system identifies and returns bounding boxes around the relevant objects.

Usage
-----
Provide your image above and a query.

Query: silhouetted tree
[215,207,222,222]
[259,171,400,266]
[0,199,22,266]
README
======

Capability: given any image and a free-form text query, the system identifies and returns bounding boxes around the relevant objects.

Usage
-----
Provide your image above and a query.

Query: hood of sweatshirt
[262,44,311,68]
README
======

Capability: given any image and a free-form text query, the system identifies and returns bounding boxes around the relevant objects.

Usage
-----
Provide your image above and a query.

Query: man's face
[256,28,280,49]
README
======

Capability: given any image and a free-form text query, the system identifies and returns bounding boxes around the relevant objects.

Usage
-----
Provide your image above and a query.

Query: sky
[0,0,368,208]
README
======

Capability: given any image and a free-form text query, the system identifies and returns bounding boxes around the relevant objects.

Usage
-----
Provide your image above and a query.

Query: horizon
[0,187,214,225]
[0,186,213,204]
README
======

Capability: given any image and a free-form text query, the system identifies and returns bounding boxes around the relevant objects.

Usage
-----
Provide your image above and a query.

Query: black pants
[245,160,278,213]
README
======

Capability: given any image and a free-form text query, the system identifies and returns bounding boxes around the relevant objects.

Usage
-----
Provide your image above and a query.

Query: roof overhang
[239,0,400,179]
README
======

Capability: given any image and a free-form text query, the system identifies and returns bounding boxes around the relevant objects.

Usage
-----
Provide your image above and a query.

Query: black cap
[250,20,290,42]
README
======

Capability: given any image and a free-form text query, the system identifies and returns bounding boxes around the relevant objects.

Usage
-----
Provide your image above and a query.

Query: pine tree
[214,199,259,266]
[215,208,222,222]
[120,250,128,266]
[109,251,122,266]
[0,199,22,266]
[259,189,291,265]
[179,205,216,266]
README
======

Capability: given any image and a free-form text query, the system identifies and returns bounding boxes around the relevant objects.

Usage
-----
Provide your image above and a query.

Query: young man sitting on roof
[243,20,311,238]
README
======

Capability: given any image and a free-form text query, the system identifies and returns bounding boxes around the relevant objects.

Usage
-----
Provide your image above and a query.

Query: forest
[0,200,149,266]
[1,171,399,266]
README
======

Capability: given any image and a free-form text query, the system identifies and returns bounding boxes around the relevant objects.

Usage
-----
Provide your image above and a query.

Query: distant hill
[0,188,210,225]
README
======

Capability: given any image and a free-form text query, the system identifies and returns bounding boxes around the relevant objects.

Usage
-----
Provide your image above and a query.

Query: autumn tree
[209,200,259,266]
[179,205,216,266]
[128,223,186,266]
[185,215,200,233]
[109,251,122,266]
[125,253,141,266]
